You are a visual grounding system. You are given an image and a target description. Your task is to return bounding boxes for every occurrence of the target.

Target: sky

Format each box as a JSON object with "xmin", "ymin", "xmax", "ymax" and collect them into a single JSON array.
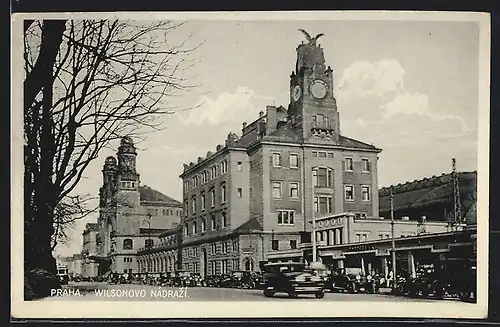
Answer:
[{"xmin": 55, "ymin": 18, "xmax": 481, "ymax": 257}]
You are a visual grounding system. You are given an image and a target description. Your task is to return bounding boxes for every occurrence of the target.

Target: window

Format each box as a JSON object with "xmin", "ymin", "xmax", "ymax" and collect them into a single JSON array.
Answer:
[
  {"xmin": 123, "ymin": 239, "xmax": 133, "ymax": 250},
  {"xmin": 272, "ymin": 181, "xmax": 282, "ymax": 198},
  {"xmin": 289, "ymin": 182, "xmax": 299, "ymax": 199},
  {"xmin": 363, "ymin": 234, "xmax": 368, "ymax": 242},
  {"xmin": 145, "ymin": 239, "xmax": 154, "ymax": 248},
  {"xmin": 192, "ymin": 221, "xmax": 197, "ymax": 234},
  {"xmin": 356, "ymin": 234, "xmax": 361, "ymax": 242},
  {"xmin": 244, "ymin": 258, "xmax": 254, "ymax": 271},
  {"xmin": 222, "ymin": 212, "xmax": 227, "ymax": 228},
  {"xmin": 344, "ymin": 185, "xmax": 354, "ymax": 201},
  {"xmin": 233, "ymin": 259, "xmax": 240, "ymax": 270},
  {"xmin": 319, "ymin": 151, "xmax": 327, "ymax": 158},
  {"xmin": 362, "ymin": 158, "xmax": 370, "ymax": 172},
  {"xmin": 192, "ymin": 197, "xmax": 197, "ymax": 214},
  {"xmin": 121, "ymin": 181, "xmax": 135, "ymax": 189},
  {"xmin": 290, "ymin": 240, "xmax": 297, "ymax": 249},
  {"xmin": 315, "ymin": 196, "xmax": 333, "ymax": 213},
  {"xmin": 271, "ymin": 240, "xmax": 279, "ymax": 251},
  {"xmin": 289, "ymin": 154, "xmax": 299, "ymax": 168},
  {"xmin": 221, "ymin": 242, "xmax": 228, "ymax": 254},
  {"xmin": 314, "ymin": 167, "xmax": 333, "ymax": 188},
  {"xmin": 222, "ymin": 260, "xmax": 228, "ymax": 274},
  {"xmin": 211, "ymin": 189, "xmax": 216, "ymax": 207},
  {"xmin": 272, "ymin": 153, "xmax": 282, "ymax": 167},
  {"xmin": 232, "ymin": 241, "xmax": 238, "ymax": 252},
  {"xmin": 184, "ymin": 223, "xmax": 189, "ymax": 236},
  {"xmin": 312, "ymin": 151, "xmax": 318, "ymax": 157},
  {"xmin": 211, "ymin": 215, "xmax": 216, "ymax": 230},
  {"xmin": 201, "ymin": 218, "xmax": 206, "ymax": 232},
  {"xmin": 344, "ymin": 157, "xmax": 353, "ymax": 171},
  {"xmin": 237, "ymin": 161, "xmax": 242, "ymax": 172},
  {"xmin": 221, "ymin": 185, "xmax": 226, "ymax": 203},
  {"xmin": 184, "ymin": 201, "xmax": 188, "ymax": 216},
  {"xmin": 327, "ymin": 152, "xmax": 334, "ymax": 158},
  {"xmin": 237, "ymin": 188, "xmax": 243, "ymax": 198},
  {"xmin": 277, "ymin": 210, "xmax": 295, "ymax": 226},
  {"xmin": 201, "ymin": 193, "xmax": 206, "ymax": 211},
  {"xmin": 361, "ymin": 186, "xmax": 371, "ymax": 201},
  {"xmin": 221, "ymin": 160, "xmax": 228, "ymax": 174}
]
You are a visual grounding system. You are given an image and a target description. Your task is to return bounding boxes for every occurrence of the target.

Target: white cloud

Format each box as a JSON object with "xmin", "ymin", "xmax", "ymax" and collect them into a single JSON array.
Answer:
[
  {"xmin": 181, "ymin": 86, "xmax": 275, "ymax": 126},
  {"xmin": 338, "ymin": 59, "xmax": 405, "ymax": 97}
]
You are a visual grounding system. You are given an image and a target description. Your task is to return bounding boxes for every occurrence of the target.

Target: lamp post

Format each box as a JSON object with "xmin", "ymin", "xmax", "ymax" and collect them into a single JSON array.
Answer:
[
  {"xmin": 390, "ymin": 189, "xmax": 397, "ymax": 290},
  {"xmin": 311, "ymin": 170, "xmax": 317, "ymax": 264}
]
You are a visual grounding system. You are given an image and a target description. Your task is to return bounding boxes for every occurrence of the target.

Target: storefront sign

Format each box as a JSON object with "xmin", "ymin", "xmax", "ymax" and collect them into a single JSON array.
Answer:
[{"xmin": 345, "ymin": 244, "xmax": 375, "ymax": 252}]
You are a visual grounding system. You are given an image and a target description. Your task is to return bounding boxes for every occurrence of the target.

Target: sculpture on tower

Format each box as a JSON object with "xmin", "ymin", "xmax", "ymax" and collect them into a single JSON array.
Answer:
[
  {"xmin": 298, "ymin": 29, "xmax": 325, "ymax": 46},
  {"xmin": 296, "ymin": 29, "xmax": 326, "ymax": 73}
]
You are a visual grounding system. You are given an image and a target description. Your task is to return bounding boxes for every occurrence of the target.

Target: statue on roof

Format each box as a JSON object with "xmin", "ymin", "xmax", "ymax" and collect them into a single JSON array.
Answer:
[{"xmin": 298, "ymin": 29, "xmax": 325, "ymax": 46}]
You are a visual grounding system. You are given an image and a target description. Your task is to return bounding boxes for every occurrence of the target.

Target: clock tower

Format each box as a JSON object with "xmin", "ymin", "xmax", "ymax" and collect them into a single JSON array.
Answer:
[
  {"xmin": 117, "ymin": 136, "xmax": 140, "ymax": 208},
  {"xmin": 288, "ymin": 30, "xmax": 341, "ymax": 144}
]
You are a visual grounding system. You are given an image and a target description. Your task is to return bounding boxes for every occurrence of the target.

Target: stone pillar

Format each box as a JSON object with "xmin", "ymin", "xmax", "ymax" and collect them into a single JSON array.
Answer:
[
  {"xmin": 338, "ymin": 259, "xmax": 344, "ymax": 269},
  {"xmin": 408, "ymin": 251, "xmax": 416, "ymax": 279},
  {"xmin": 329, "ymin": 230, "xmax": 334, "ymax": 245},
  {"xmin": 367, "ymin": 261, "xmax": 372, "ymax": 274},
  {"xmin": 361, "ymin": 256, "xmax": 365, "ymax": 274}
]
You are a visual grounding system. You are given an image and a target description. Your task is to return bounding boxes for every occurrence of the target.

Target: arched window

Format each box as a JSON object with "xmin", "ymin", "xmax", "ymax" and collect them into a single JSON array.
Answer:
[
  {"xmin": 244, "ymin": 258, "xmax": 254, "ymax": 271},
  {"xmin": 184, "ymin": 223, "xmax": 189, "ymax": 236},
  {"xmin": 192, "ymin": 221, "xmax": 197, "ymax": 234},
  {"xmin": 145, "ymin": 239, "xmax": 154, "ymax": 248},
  {"xmin": 201, "ymin": 218, "xmax": 206, "ymax": 232},
  {"xmin": 123, "ymin": 238, "xmax": 133, "ymax": 250}
]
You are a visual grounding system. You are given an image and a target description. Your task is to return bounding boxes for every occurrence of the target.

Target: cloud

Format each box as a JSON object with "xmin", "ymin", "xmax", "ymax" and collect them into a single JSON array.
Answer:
[
  {"xmin": 181, "ymin": 86, "xmax": 275, "ymax": 126},
  {"xmin": 338, "ymin": 59, "xmax": 405, "ymax": 97},
  {"xmin": 337, "ymin": 59, "xmax": 477, "ymax": 186}
]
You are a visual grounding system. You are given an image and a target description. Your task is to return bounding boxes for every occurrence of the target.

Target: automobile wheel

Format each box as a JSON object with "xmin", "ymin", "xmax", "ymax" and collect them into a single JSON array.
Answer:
[
  {"xmin": 348, "ymin": 282, "xmax": 356, "ymax": 294},
  {"xmin": 315, "ymin": 291, "xmax": 325, "ymax": 299},
  {"xmin": 263, "ymin": 290, "xmax": 274, "ymax": 298}
]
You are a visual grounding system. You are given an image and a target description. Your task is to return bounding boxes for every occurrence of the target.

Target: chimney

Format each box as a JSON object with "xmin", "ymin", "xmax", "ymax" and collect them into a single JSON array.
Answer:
[
  {"xmin": 242, "ymin": 122, "xmax": 247, "ymax": 134},
  {"xmin": 266, "ymin": 105, "xmax": 277, "ymax": 135},
  {"xmin": 259, "ymin": 111, "xmax": 264, "ymax": 118}
]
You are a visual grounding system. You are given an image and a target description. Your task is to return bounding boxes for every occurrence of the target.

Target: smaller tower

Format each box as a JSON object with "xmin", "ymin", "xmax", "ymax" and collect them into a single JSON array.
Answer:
[{"xmin": 116, "ymin": 136, "xmax": 141, "ymax": 208}]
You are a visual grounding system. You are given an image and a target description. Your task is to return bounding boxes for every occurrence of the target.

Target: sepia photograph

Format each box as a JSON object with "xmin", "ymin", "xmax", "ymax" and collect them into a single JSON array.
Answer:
[{"xmin": 11, "ymin": 11, "xmax": 490, "ymax": 319}]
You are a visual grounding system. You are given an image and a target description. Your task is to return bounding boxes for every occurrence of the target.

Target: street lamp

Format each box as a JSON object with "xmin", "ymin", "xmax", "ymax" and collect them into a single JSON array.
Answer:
[
  {"xmin": 311, "ymin": 169, "xmax": 318, "ymax": 264},
  {"xmin": 390, "ymin": 189, "xmax": 397, "ymax": 290}
]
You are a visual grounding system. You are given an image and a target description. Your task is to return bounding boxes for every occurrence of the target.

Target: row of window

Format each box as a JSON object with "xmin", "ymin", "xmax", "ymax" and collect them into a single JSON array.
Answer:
[
  {"xmin": 272, "ymin": 182, "xmax": 300, "ymax": 199},
  {"xmin": 186, "ymin": 184, "xmax": 231, "ymax": 215},
  {"xmin": 123, "ymin": 238, "xmax": 153, "ymax": 250},
  {"xmin": 316, "ymin": 228, "xmax": 344, "ymax": 246},
  {"xmin": 183, "ymin": 241, "xmax": 239, "ymax": 258},
  {"xmin": 271, "ymin": 180, "xmax": 371, "ymax": 203},
  {"xmin": 183, "ymin": 213, "xmax": 228, "ymax": 236},
  {"xmin": 121, "ymin": 181, "xmax": 136, "ymax": 189},
  {"xmin": 271, "ymin": 239, "xmax": 298, "ymax": 251},
  {"xmin": 271, "ymin": 152, "xmax": 371, "ymax": 173},
  {"xmin": 184, "ymin": 160, "xmax": 244, "ymax": 192},
  {"xmin": 123, "ymin": 257, "xmax": 134, "ymax": 263},
  {"xmin": 146, "ymin": 208, "xmax": 182, "ymax": 217}
]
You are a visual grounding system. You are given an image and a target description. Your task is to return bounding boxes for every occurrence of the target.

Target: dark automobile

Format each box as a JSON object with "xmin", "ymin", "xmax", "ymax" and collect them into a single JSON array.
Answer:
[
  {"xmin": 251, "ymin": 272, "xmax": 265, "ymax": 290},
  {"xmin": 327, "ymin": 267, "xmax": 365, "ymax": 293},
  {"xmin": 262, "ymin": 262, "xmax": 325, "ymax": 299},
  {"xmin": 362, "ymin": 273, "xmax": 381, "ymax": 294},
  {"xmin": 229, "ymin": 271, "xmax": 253, "ymax": 289},
  {"xmin": 407, "ymin": 266, "xmax": 445, "ymax": 299},
  {"xmin": 218, "ymin": 274, "xmax": 234, "ymax": 288},
  {"xmin": 172, "ymin": 271, "xmax": 191, "ymax": 287},
  {"xmin": 205, "ymin": 275, "xmax": 222, "ymax": 287}
]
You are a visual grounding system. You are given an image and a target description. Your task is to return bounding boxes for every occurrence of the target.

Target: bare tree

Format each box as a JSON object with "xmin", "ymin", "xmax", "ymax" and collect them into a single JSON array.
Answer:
[{"xmin": 24, "ymin": 19, "xmax": 200, "ymax": 275}]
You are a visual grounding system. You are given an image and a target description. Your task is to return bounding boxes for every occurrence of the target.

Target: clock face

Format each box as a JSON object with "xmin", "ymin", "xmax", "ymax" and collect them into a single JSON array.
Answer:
[
  {"xmin": 293, "ymin": 85, "xmax": 302, "ymax": 101},
  {"xmin": 310, "ymin": 80, "xmax": 328, "ymax": 99}
]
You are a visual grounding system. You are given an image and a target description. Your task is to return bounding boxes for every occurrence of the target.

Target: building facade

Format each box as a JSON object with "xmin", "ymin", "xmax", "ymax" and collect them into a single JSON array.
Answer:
[
  {"xmin": 81, "ymin": 222, "xmax": 99, "ymax": 278},
  {"xmin": 176, "ymin": 33, "xmax": 382, "ymax": 277},
  {"xmin": 96, "ymin": 136, "xmax": 183, "ymax": 274},
  {"xmin": 136, "ymin": 226, "xmax": 182, "ymax": 274}
]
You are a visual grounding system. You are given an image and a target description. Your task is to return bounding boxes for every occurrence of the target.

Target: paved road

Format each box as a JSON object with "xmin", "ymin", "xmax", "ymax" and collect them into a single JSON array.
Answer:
[{"xmin": 40, "ymin": 282, "xmax": 472, "ymax": 303}]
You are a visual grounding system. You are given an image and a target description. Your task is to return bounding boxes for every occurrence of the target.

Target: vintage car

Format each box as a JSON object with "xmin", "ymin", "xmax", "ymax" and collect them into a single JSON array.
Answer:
[
  {"xmin": 326, "ymin": 267, "xmax": 366, "ymax": 293},
  {"xmin": 172, "ymin": 271, "xmax": 192, "ymax": 287},
  {"xmin": 262, "ymin": 262, "xmax": 325, "ymax": 299},
  {"xmin": 229, "ymin": 271, "xmax": 256, "ymax": 289}
]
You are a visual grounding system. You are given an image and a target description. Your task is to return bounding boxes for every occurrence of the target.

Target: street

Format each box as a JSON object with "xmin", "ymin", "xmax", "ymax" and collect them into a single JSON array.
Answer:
[{"xmin": 39, "ymin": 282, "xmax": 472, "ymax": 303}]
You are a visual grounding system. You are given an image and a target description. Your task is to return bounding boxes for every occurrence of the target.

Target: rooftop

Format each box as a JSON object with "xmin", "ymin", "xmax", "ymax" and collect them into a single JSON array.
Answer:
[
  {"xmin": 378, "ymin": 171, "xmax": 477, "ymax": 223},
  {"xmin": 139, "ymin": 185, "xmax": 182, "ymax": 206}
]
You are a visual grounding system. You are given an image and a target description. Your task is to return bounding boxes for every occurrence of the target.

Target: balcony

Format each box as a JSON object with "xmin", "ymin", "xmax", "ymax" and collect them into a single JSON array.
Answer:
[{"xmin": 311, "ymin": 121, "xmax": 334, "ymax": 132}]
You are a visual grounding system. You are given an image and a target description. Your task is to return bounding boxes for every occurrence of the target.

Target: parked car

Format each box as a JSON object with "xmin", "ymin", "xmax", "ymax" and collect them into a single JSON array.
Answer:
[
  {"xmin": 262, "ymin": 262, "xmax": 325, "ymax": 299},
  {"xmin": 362, "ymin": 273, "xmax": 381, "ymax": 294},
  {"xmin": 407, "ymin": 266, "xmax": 445, "ymax": 299},
  {"xmin": 205, "ymin": 275, "xmax": 221, "ymax": 287},
  {"xmin": 326, "ymin": 268, "xmax": 365, "ymax": 293}
]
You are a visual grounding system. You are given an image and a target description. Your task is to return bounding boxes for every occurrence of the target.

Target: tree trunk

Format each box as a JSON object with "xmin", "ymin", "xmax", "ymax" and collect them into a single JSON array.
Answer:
[{"xmin": 24, "ymin": 20, "xmax": 66, "ymax": 276}]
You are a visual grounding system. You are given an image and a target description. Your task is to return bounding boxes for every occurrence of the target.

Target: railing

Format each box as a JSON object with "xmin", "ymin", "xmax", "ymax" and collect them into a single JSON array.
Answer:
[{"xmin": 311, "ymin": 121, "xmax": 334, "ymax": 131}]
